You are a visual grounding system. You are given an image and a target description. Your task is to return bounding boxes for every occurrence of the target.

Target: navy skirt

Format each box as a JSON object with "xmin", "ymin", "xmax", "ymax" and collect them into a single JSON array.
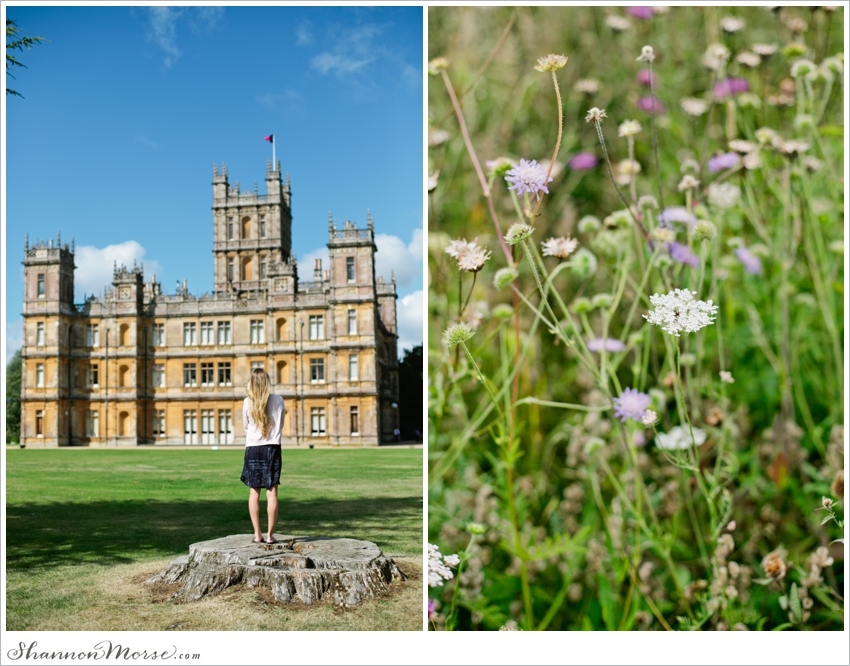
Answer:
[{"xmin": 240, "ymin": 445, "xmax": 282, "ymax": 490}]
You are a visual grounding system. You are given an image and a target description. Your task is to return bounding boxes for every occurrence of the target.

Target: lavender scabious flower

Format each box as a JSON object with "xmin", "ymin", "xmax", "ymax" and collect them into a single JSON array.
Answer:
[
  {"xmin": 428, "ymin": 599, "xmax": 438, "ymax": 620},
  {"xmin": 714, "ymin": 77, "xmax": 750, "ymax": 102},
  {"xmin": 569, "ymin": 152, "xmax": 599, "ymax": 170},
  {"xmin": 505, "ymin": 159, "xmax": 553, "ymax": 200},
  {"xmin": 587, "ymin": 337, "xmax": 626, "ymax": 353},
  {"xmin": 613, "ymin": 388, "xmax": 653, "ymax": 423},
  {"xmin": 658, "ymin": 206, "xmax": 696, "ymax": 227},
  {"xmin": 735, "ymin": 246, "xmax": 763, "ymax": 275},
  {"xmin": 626, "ymin": 6, "xmax": 654, "ymax": 19},
  {"xmin": 669, "ymin": 242, "xmax": 700, "ymax": 268},
  {"xmin": 708, "ymin": 152, "xmax": 740, "ymax": 173},
  {"xmin": 637, "ymin": 96, "xmax": 667, "ymax": 114}
]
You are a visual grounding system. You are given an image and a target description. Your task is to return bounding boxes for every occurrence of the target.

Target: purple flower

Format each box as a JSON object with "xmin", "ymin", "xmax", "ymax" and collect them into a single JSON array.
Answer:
[
  {"xmin": 735, "ymin": 246, "xmax": 763, "ymax": 275},
  {"xmin": 714, "ymin": 77, "xmax": 750, "ymax": 101},
  {"xmin": 637, "ymin": 96, "xmax": 667, "ymax": 114},
  {"xmin": 428, "ymin": 599, "xmax": 437, "ymax": 620},
  {"xmin": 505, "ymin": 158, "xmax": 553, "ymax": 200},
  {"xmin": 626, "ymin": 6, "xmax": 654, "ymax": 19},
  {"xmin": 658, "ymin": 206, "xmax": 696, "ymax": 227},
  {"xmin": 637, "ymin": 69, "xmax": 658, "ymax": 88},
  {"xmin": 708, "ymin": 152, "xmax": 740, "ymax": 173},
  {"xmin": 569, "ymin": 152, "xmax": 599, "ymax": 170},
  {"xmin": 669, "ymin": 242, "xmax": 700, "ymax": 268},
  {"xmin": 613, "ymin": 388, "xmax": 652, "ymax": 423},
  {"xmin": 587, "ymin": 337, "xmax": 626, "ymax": 353}
]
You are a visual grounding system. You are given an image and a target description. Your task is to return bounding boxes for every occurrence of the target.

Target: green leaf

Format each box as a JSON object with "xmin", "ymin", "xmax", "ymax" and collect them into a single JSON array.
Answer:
[
  {"xmin": 778, "ymin": 594, "xmax": 788, "ymax": 611},
  {"xmin": 819, "ymin": 125, "xmax": 844, "ymax": 136},
  {"xmin": 596, "ymin": 573, "xmax": 618, "ymax": 631},
  {"xmin": 789, "ymin": 583, "xmax": 802, "ymax": 622},
  {"xmin": 771, "ymin": 622, "xmax": 795, "ymax": 631}
]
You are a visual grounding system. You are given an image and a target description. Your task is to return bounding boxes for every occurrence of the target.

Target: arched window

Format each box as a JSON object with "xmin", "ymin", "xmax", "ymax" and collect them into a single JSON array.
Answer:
[
  {"xmin": 118, "ymin": 411, "xmax": 129, "ymax": 436},
  {"xmin": 119, "ymin": 364, "xmax": 130, "ymax": 387},
  {"xmin": 276, "ymin": 360, "xmax": 287, "ymax": 384},
  {"xmin": 276, "ymin": 317, "xmax": 287, "ymax": 341},
  {"xmin": 119, "ymin": 323, "xmax": 130, "ymax": 346},
  {"xmin": 241, "ymin": 216, "xmax": 251, "ymax": 239}
]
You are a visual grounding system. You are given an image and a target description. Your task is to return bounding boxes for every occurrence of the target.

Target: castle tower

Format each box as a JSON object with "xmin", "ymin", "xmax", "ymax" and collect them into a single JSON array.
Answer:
[
  {"xmin": 211, "ymin": 159, "xmax": 293, "ymax": 294},
  {"xmin": 21, "ymin": 233, "xmax": 76, "ymax": 446}
]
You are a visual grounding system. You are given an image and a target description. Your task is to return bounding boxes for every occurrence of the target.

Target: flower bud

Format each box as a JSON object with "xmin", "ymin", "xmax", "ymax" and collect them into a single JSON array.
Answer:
[
  {"xmin": 578, "ymin": 215, "xmax": 601, "ymax": 233},
  {"xmin": 570, "ymin": 248, "xmax": 598, "ymax": 279},
  {"xmin": 493, "ymin": 267, "xmax": 519, "ymax": 290}
]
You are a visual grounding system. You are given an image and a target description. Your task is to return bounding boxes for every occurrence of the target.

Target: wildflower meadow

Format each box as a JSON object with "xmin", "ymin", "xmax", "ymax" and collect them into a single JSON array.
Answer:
[{"xmin": 427, "ymin": 6, "xmax": 845, "ymax": 631}]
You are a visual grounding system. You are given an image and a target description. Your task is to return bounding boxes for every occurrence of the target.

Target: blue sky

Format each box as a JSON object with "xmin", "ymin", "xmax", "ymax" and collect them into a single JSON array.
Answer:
[{"xmin": 3, "ymin": 5, "xmax": 424, "ymax": 360}]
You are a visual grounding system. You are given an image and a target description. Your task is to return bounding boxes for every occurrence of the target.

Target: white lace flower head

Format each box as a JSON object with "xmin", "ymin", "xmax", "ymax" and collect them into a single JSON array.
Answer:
[{"xmin": 643, "ymin": 288, "xmax": 718, "ymax": 336}]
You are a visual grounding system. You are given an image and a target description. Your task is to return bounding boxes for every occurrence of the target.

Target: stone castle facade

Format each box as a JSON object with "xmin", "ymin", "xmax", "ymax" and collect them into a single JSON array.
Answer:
[{"xmin": 20, "ymin": 160, "xmax": 399, "ymax": 447}]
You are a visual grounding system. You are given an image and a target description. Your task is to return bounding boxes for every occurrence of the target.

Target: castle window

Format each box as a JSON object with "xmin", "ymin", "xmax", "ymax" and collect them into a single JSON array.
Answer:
[
  {"xmin": 309, "ymin": 315, "xmax": 324, "ymax": 340},
  {"xmin": 260, "ymin": 257, "xmax": 267, "ymax": 279},
  {"xmin": 37, "ymin": 274, "xmax": 45, "ymax": 297},
  {"xmin": 310, "ymin": 408, "xmax": 326, "ymax": 436},
  {"xmin": 260, "ymin": 215, "xmax": 266, "ymax": 237},
  {"xmin": 152, "ymin": 323, "xmax": 164, "ymax": 346},
  {"xmin": 348, "ymin": 310, "xmax": 357, "ymax": 335},
  {"xmin": 241, "ymin": 216, "xmax": 251, "ymax": 239},
  {"xmin": 228, "ymin": 217, "xmax": 234, "ymax": 240},
  {"xmin": 310, "ymin": 358, "xmax": 325, "ymax": 383},
  {"xmin": 86, "ymin": 410, "xmax": 99, "ymax": 437},
  {"xmin": 250, "ymin": 320, "xmax": 265, "ymax": 344},
  {"xmin": 118, "ymin": 364, "xmax": 130, "ymax": 387},
  {"xmin": 218, "ymin": 362, "xmax": 232, "ymax": 386},
  {"xmin": 200, "ymin": 322, "xmax": 214, "ymax": 345},
  {"xmin": 348, "ymin": 354, "xmax": 359, "ymax": 381},
  {"xmin": 36, "ymin": 322, "xmax": 45, "ymax": 347},
  {"xmin": 87, "ymin": 364, "xmax": 99, "ymax": 388},
  {"xmin": 153, "ymin": 364, "xmax": 165, "ymax": 388},
  {"xmin": 200, "ymin": 362, "xmax": 214, "ymax": 387},
  {"xmin": 276, "ymin": 318, "xmax": 287, "ymax": 341},
  {"xmin": 346, "ymin": 257, "xmax": 355, "ymax": 282},
  {"xmin": 86, "ymin": 324, "xmax": 100, "ymax": 347},
  {"xmin": 183, "ymin": 363, "xmax": 197, "ymax": 387},
  {"xmin": 183, "ymin": 410, "xmax": 198, "ymax": 444},
  {"xmin": 228, "ymin": 258, "xmax": 235, "ymax": 281},
  {"xmin": 218, "ymin": 410, "xmax": 234, "ymax": 444},
  {"xmin": 183, "ymin": 322, "xmax": 197, "ymax": 346},
  {"xmin": 119, "ymin": 324, "xmax": 130, "ymax": 346},
  {"xmin": 36, "ymin": 363, "xmax": 45, "ymax": 387},
  {"xmin": 217, "ymin": 321, "xmax": 231, "ymax": 345},
  {"xmin": 350, "ymin": 406, "xmax": 359, "ymax": 436},
  {"xmin": 251, "ymin": 361, "xmax": 264, "ymax": 371},
  {"xmin": 153, "ymin": 410, "xmax": 165, "ymax": 437},
  {"xmin": 201, "ymin": 410, "xmax": 215, "ymax": 444}
]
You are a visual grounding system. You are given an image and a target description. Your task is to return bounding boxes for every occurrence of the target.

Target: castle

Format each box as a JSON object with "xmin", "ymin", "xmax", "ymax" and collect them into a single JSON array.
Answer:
[{"xmin": 19, "ymin": 160, "xmax": 399, "ymax": 446}]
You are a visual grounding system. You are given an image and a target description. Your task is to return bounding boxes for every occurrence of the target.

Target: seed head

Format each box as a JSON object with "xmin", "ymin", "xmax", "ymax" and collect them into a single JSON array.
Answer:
[
  {"xmin": 585, "ymin": 107, "xmax": 607, "ymax": 123},
  {"xmin": 504, "ymin": 223, "xmax": 535, "ymax": 246},
  {"xmin": 693, "ymin": 220, "xmax": 717, "ymax": 242},
  {"xmin": 427, "ymin": 57, "xmax": 450, "ymax": 75},
  {"xmin": 534, "ymin": 54, "xmax": 567, "ymax": 72},
  {"xmin": 637, "ymin": 45, "xmax": 656, "ymax": 62},
  {"xmin": 618, "ymin": 119, "xmax": 642, "ymax": 137},
  {"xmin": 678, "ymin": 174, "xmax": 700, "ymax": 191},
  {"xmin": 761, "ymin": 549, "xmax": 788, "ymax": 580},
  {"xmin": 575, "ymin": 78, "xmax": 599, "ymax": 95},
  {"xmin": 443, "ymin": 322, "xmax": 474, "ymax": 348},
  {"xmin": 641, "ymin": 409, "xmax": 658, "ymax": 426},
  {"xmin": 577, "ymin": 215, "xmax": 601, "ymax": 233},
  {"xmin": 790, "ymin": 59, "xmax": 815, "ymax": 77},
  {"xmin": 493, "ymin": 267, "xmax": 519, "ymax": 290}
]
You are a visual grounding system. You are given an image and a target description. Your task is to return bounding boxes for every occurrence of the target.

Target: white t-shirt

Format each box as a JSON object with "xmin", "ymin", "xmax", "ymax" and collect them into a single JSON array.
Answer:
[{"xmin": 243, "ymin": 394, "xmax": 285, "ymax": 446}]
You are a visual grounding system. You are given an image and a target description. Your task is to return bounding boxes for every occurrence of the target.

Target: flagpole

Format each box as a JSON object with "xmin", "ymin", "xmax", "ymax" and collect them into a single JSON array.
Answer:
[{"xmin": 273, "ymin": 136, "xmax": 276, "ymax": 168}]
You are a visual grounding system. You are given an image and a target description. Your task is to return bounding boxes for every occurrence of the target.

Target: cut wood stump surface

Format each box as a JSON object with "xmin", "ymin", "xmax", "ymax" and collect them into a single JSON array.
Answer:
[{"xmin": 145, "ymin": 534, "xmax": 407, "ymax": 607}]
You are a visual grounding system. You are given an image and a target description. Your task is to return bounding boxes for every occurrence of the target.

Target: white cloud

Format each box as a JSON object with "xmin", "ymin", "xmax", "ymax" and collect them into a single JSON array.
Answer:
[
  {"xmin": 5, "ymin": 321, "xmax": 23, "ymax": 365},
  {"xmin": 310, "ymin": 23, "xmax": 382, "ymax": 76},
  {"xmin": 191, "ymin": 7, "xmax": 224, "ymax": 34},
  {"xmin": 396, "ymin": 290, "xmax": 423, "ymax": 354},
  {"xmin": 74, "ymin": 241, "xmax": 163, "ymax": 300},
  {"xmin": 298, "ymin": 246, "xmax": 330, "ymax": 280},
  {"xmin": 296, "ymin": 21, "xmax": 313, "ymax": 46},
  {"xmin": 147, "ymin": 7, "xmax": 183, "ymax": 67},
  {"xmin": 256, "ymin": 89, "xmax": 304, "ymax": 112},
  {"xmin": 375, "ymin": 228, "xmax": 422, "ymax": 288}
]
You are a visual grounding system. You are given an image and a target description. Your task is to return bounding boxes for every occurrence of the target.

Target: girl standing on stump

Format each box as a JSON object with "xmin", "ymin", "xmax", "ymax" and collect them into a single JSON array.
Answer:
[{"xmin": 241, "ymin": 368, "xmax": 285, "ymax": 544}]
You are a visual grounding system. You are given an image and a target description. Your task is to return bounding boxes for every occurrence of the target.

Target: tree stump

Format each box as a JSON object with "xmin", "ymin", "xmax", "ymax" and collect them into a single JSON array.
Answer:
[{"xmin": 144, "ymin": 534, "xmax": 407, "ymax": 607}]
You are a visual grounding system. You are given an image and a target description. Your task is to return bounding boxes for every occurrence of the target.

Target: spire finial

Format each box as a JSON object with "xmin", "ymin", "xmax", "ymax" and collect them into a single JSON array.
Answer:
[
  {"xmin": 328, "ymin": 211, "xmax": 334, "ymax": 233},
  {"xmin": 267, "ymin": 158, "xmax": 271, "ymax": 174},
  {"xmin": 254, "ymin": 180, "xmax": 258, "ymax": 195},
  {"xmin": 222, "ymin": 162, "xmax": 228, "ymax": 179},
  {"xmin": 25, "ymin": 233, "xmax": 29, "ymax": 252},
  {"xmin": 71, "ymin": 237, "xmax": 74, "ymax": 253},
  {"xmin": 214, "ymin": 163, "xmax": 218, "ymax": 178}
]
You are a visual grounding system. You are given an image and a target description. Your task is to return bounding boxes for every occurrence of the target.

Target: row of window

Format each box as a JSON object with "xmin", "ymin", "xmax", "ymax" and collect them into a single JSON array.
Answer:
[
  {"xmin": 46, "ymin": 312, "xmax": 360, "ymax": 350},
  {"xmin": 226, "ymin": 215, "xmax": 268, "ymax": 241},
  {"xmin": 32, "ymin": 405, "xmax": 362, "ymax": 439}
]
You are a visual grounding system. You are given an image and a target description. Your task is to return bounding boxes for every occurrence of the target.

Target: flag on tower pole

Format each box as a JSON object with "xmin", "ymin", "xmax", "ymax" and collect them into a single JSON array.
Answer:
[{"xmin": 264, "ymin": 134, "xmax": 275, "ymax": 166}]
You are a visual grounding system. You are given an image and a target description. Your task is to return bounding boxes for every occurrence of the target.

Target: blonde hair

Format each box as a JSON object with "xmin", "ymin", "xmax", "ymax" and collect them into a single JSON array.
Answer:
[{"xmin": 245, "ymin": 369, "xmax": 272, "ymax": 438}]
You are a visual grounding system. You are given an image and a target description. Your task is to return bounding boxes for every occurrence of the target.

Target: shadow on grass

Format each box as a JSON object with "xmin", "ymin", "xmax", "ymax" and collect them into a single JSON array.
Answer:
[{"xmin": 6, "ymin": 496, "xmax": 422, "ymax": 570}]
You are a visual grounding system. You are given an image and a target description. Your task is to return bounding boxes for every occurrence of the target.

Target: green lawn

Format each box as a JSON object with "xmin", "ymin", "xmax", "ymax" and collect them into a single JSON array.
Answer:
[{"xmin": 5, "ymin": 448, "xmax": 423, "ymax": 630}]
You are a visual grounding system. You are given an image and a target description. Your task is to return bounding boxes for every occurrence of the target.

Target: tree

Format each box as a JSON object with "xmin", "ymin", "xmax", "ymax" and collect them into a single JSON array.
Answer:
[
  {"xmin": 397, "ymin": 345, "xmax": 423, "ymax": 441},
  {"xmin": 6, "ymin": 19, "xmax": 47, "ymax": 98},
  {"xmin": 6, "ymin": 349, "xmax": 22, "ymax": 443}
]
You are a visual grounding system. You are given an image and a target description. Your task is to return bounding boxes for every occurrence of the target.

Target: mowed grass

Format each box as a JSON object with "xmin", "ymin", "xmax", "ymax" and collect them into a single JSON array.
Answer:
[{"xmin": 5, "ymin": 448, "xmax": 423, "ymax": 631}]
